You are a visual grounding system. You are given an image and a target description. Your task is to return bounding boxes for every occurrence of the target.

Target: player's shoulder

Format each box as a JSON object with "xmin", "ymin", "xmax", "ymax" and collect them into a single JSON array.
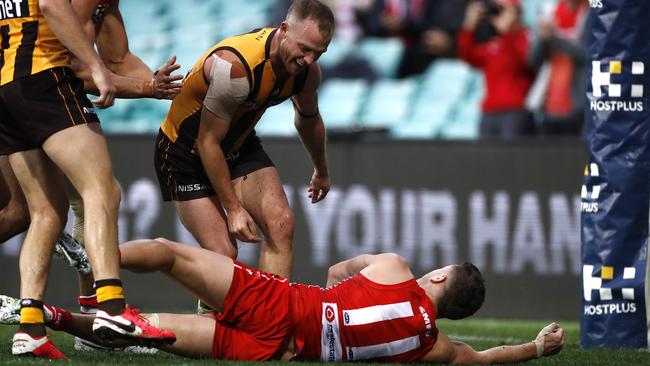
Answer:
[{"xmin": 211, "ymin": 50, "xmax": 247, "ymax": 79}]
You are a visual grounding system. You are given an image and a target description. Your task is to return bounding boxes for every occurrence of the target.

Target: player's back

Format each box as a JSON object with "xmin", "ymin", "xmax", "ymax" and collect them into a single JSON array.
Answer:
[
  {"xmin": 0, "ymin": 0, "xmax": 69, "ymax": 86},
  {"xmin": 290, "ymin": 274, "xmax": 438, "ymax": 362}
]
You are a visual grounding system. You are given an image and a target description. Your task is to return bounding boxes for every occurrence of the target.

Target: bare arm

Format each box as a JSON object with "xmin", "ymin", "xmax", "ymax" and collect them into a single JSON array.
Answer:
[
  {"xmin": 196, "ymin": 52, "xmax": 260, "ymax": 243},
  {"xmin": 197, "ymin": 109, "xmax": 259, "ymax": 242},
  {"xmin": 292, "ymin": 63, "xmax": 330, "ymax": 204},
  {"xmin": 326, "ymin": 254, "xmax": 373, "ymax": 286},
  {"xmin": 421, "ymin": 323, "xmax": 564, "ymax": 364},
  {"xmin": 326, "ymin": 253, "xmax": 412, "ymax": 286},
  {"xmin": 70, "ymin": 0, "xmax": 182, "ymax": 99},
  {"xmin": 40, "ymin": 0, "xmax": 115, "ymax": 108}
]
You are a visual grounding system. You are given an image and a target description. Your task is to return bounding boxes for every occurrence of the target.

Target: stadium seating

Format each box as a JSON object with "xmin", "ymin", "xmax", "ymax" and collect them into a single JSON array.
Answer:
[
  {"xmin": 357, "ymin": 37, "xmax": 405, "ymax": 79},
  {"xmin": 108, "ymin": 0, "xmax": 486, "ymax": 140},
  {"xmin": 359, "ymin": 78, "xmax": 418, "ymax": 130},
  {"xmin": 318, "ymin": 79, "xmax": 368, "ymax": 128}
]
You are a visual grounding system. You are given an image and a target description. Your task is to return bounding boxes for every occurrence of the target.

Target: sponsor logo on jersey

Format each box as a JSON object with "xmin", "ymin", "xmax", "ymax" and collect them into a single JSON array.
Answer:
[
  {"xmin": 83, "ymin": 107, "xmax": 97, "ymax": 115},
  {"xmin": 0, "ymin": 0, "xmax": 30, "ymax": 20},
  {"xmin": 321, "ymin": 303, "xmax": 342, "ymax": 362},
  {"xmin": 326, "ymin": 305, "xmax": 336, "ymax": 323},
  {"xmin": 176, "ymin": 183, "xmax": 210, "ymax": 192},
  {"xmin": 583, "ymin": 264, "xmax": 639, "ymax": 316},
  {"xmin": 590, "ymin": 60, "xmax": 645, "ymax": 112},
  {"xmin": 419, "ymin": 306, "xmax": 433, "ymax": 337},
  {"xmin": 255, "ymin": 29, "xmax": 268, "ymax": 42}
]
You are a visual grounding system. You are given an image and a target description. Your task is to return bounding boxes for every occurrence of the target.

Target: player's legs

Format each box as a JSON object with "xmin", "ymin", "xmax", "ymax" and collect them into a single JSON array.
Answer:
[
  {"xmin": 49, "ymin": 309, "xmax": 215, "ymax": 358},
  {"xmin": 0, "ymin": 155, "xmax": 29, "ymax": 243},
  {"xmin": 41, "ymin": 123, "xmax": 121, "ymax": 288},
  {"xmin": 119, "ymin": 238, "xmax": 234, "ymax": 311},
  {"xmin": 235, "ymin": 166, "xmax": 294, "ymax": 278},
  {"xmin": 9, "ymin": 149, "xmax": 69, "ymax": 337},
  {"xmin": 157, "ymin": 313, "xmax": 215, "ymax": 357},
  {"xmin": 43, "ymin": 125, "xmax": 176, "ymax": 344},
  {"xmin": 67, "ymin": 189, "xmax": 95, "ymax": 297},
  {"xmin": 173, "ymin": 196, "xmax": 238, "ymax": 258}
]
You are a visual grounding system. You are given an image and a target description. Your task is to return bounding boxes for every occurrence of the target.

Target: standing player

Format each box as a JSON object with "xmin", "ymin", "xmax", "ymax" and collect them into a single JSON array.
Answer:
[
  {"xmin": 62, "ymin": 0, "xmax": 183, "ymax": 309},
  {"xmin": 155, "ymin": 0, "xmax": 333, "ymax": 280},
  {"xmin": 1, "ymin": 239, "xmax": 565, "ymax": 363},
  {"xmin": 0, "ymin": 0, "xmax": 176, "ymax": 359},
  {"xmin": 61, "ymin": 0, "xmax": 183, "ymax": 352},
  {"xmin": 0, "ymin": 0, "xmax": 183, "ymax": 312}
]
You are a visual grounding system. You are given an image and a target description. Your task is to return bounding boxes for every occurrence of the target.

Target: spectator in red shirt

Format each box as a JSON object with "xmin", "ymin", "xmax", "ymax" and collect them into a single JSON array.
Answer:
[
  {"xmin": 458, "ymin": 0, "xmax": 535, "ymax": 139},
  {"xmin": 528, "ymin": 0, "xmax": 588, "ymax": 136}
]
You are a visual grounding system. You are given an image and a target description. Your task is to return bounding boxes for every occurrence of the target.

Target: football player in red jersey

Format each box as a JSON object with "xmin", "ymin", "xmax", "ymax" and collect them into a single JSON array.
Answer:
[{"xmin": 1, "ymin": 237, "xmax": 564, "ymax": 363}]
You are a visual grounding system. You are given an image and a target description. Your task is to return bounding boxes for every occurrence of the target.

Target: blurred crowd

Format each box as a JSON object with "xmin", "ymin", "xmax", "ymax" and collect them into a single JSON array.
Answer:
[{"xmin": 270, "ymin": 0, "xmax": 588, "ymax": 139}]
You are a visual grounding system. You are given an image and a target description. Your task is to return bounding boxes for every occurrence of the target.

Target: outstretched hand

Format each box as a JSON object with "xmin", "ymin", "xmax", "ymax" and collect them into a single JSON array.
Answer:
[
  {"xmin": 307, "ymin": 171, "xmax": 330, "ymax": 203},
  {"xmin": 533, "ymin": 322, "xmax": 564, "ymax": 358},
  {"xmin": 152, "ymin": 55, "xmax": 184, "ymax": 99}
]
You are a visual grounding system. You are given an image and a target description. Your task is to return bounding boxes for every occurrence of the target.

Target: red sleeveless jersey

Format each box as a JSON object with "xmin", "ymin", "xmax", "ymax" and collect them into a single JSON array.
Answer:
[{"xmin": 290, "ymin": 274, "xmax": 438, "ymax": 362}]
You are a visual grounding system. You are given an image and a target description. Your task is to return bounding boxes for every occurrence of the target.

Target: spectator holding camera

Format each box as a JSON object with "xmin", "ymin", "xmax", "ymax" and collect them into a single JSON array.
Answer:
[
  {"xmin": 528, "ymin": 0, "xmax": 588, "ymax": 136},
  {"xmin": 458, "ymin": 0, "xmax": 535, "ymax": 139}
]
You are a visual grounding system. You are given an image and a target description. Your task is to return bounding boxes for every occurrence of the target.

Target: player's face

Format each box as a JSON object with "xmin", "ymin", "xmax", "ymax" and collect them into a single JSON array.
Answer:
[{"xmin": 280, "ymin": 18, "xmax": 330, "ymax": 75}]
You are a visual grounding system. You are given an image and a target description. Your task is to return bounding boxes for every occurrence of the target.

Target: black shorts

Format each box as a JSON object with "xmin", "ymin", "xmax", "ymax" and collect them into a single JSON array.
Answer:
[
  {"xmin": 154, "ymin": 129, "xmax": 275, "ymax": 201},
  {"xmin": 0, "ymin": 67, "xmax": 100, "ymax": 155}
]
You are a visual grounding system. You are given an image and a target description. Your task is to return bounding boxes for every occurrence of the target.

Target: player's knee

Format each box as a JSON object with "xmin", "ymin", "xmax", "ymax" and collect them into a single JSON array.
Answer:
[
  {"xmin": 86, "ymin": 177, "xmax": 121, "ymax": 212},
  {"xmin": 266, "ymin": 206, "xmax": 295, "ymax": 242},
  {"xmin": 29, "ymin": 206, "xmax": 67, "ymax": 234}
]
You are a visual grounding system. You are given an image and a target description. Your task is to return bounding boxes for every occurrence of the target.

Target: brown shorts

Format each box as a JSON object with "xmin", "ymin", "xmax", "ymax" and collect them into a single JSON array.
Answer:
[
  {"xmin": 154, "ymin": 129, "xmax": 274, "ymax": 201},
  {"xmin": 0, "ymin": 67, "xmax": 100, "ymax": 155}
]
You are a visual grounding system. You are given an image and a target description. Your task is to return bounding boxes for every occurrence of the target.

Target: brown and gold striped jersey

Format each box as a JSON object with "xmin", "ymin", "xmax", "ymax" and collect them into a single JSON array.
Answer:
[
  {"xmin": 160, "ymin": 27, "xmax": 308, "ymax": 155},
  {"xmin": 0, "ymin": 0, "xmax": 70, "ymax": 86}
]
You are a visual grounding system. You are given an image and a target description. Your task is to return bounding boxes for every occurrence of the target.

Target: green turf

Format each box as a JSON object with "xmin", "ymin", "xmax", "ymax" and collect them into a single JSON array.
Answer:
[{"xmin": 1, "ymin": 318, "xmax": 649, "ymax": 365}]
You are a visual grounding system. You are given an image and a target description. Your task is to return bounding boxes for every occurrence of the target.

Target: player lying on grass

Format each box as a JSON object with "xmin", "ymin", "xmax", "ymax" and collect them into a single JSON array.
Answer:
[{"xmin": 0, "ymin": 237, "xmax": 564, "ymax": 363}]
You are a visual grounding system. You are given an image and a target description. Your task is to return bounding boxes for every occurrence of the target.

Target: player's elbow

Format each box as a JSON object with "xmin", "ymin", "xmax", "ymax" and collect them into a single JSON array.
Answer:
[
  {"xmin": 326, "ymin": 264, "xmax": 338, "ymax": 278},
  {"xmin": 326, "ymin": 264, "xmax": 343, "ymax": 284}
]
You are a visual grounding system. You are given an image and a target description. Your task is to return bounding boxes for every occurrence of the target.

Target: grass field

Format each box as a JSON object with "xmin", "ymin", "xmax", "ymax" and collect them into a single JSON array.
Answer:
[{"xmin": 1, "ymin": 318, "xmax": 649, "ymax": 365}]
